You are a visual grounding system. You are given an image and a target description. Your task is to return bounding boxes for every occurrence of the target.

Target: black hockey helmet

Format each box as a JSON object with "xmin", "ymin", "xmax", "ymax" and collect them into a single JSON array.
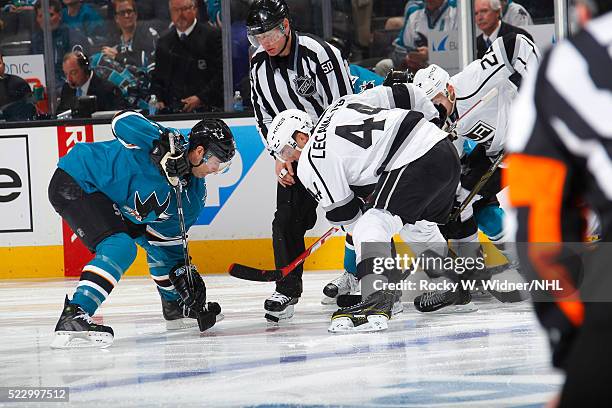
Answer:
[
  {"xmin": 326, "ymin": 36, "xmax": 350, "ymax": 60},
  {"xmin": 188, "ymin": 118, "xmax": 236, "ymax": 164},
  {"xmin": 246, "ymin": 0, "xmax": 289, "ymax": 36}
]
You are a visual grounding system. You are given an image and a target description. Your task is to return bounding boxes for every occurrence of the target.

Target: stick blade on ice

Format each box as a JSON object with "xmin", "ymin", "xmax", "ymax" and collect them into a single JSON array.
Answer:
[{"xmin": 228, "ymin": 263, "xmax": 283, "ymax": 282}]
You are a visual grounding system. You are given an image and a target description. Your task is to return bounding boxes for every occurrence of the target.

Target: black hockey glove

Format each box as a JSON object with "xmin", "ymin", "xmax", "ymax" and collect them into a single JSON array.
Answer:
[
  {"xmin": 432, "ymin": 103, "xmax": 448, "ymax": 129},
  {"xmin": 169, "ymin": 264, "xmax": 207, "ymax": 311},
  {"xmin": 150, "ymin": 131, "xmax": 191, "ymax": 186},
  {"xmin": 382, "ymin": 69, "xmax": 413, "ymax": 87}
]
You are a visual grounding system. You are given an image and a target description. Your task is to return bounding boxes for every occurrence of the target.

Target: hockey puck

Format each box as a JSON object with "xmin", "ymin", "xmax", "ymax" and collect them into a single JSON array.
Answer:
[
  {"xmin": 207, "ymin": 302, "xmax": 222, "ymax": 315},
  {"xmin": 264, "ymin": 313, "xmax": 279, "ymax": 323}
]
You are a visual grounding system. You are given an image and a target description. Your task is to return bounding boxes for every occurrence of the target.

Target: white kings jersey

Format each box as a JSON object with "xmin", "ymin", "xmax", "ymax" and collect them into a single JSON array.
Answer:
[
  {"xmin": 451, "ymin": 33, "xmax": 540, "ymax": 157},
  {"xmin": 297, "ymin": 83, "xmax": 445, "ymax": 227}
]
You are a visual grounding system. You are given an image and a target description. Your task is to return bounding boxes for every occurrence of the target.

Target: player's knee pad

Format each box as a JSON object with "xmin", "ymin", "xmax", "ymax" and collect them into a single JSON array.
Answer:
[
  {"xmin": 353, "ymin": 209, "xmax": 403, "ymax": 262},
  {"xmin": 399, "ymin": 220, "xmax": 447, "ymax": 258},
  {"xmin": 92, "ymin": 233, "xmax": 137, "ymax": 274},
  {"xmin": 74, "ymin": 233, "xmax": 136, "ymax": 315},
  {"xmin": 475, "ymin": 204, "xmax": 504, "ymax": 240},
  {"xmin": 343, "ymin": 234, "xmax": 357, "ymax": 275}
]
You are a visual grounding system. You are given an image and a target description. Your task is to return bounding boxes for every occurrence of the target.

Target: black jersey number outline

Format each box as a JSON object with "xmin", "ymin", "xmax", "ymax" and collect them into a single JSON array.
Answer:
[
  {"xmin": 306, "ymin": 181, "xmax": 323, "ymax": 202},
  {"xmin": 335, "ymin": 103, "xmax": 386, "ymax": 149},
  {"xmin": 480, "ymin": 47, "xmax": 499, "ymax": 70}
]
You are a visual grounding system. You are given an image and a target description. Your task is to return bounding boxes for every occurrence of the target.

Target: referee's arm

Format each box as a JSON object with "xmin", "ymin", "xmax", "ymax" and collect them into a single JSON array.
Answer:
[{"xmin": 249, "ymin": 54, "xmax": 274, "ymax": 140}]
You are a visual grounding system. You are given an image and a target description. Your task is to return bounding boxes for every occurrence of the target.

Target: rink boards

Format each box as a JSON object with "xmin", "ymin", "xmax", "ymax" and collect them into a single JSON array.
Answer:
[
  {"xmin": 0, "ymin": 117, "xmax": 506, "ymax": 279},
  {"xmin": 0, "ymin": 117, "xmax": 344, "ymax": 279}
]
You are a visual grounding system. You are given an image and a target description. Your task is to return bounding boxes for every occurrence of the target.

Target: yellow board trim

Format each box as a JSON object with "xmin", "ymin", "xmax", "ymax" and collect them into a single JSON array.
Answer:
[
  {"xmin": 0, "ymin": 237, "xmax": 346, "ymax": 279},
  {"xmin": 0, "ymin": 232, "xmax": 506, "ymax": 280}
]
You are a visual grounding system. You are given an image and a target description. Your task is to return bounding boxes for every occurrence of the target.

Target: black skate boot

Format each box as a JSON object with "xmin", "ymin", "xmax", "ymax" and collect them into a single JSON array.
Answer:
[
  {"xmin": 50, "ymin": 296, "xmax": 114, "ymax": 349},
  {"xmin": 321, "ymin": 271, "xmax": 359, "ymax": 305},
  {"xmin": 161, "ymin": 297, "xmax": 199, "ymax": 330},
  {"xmin": 264, "ymin": 291, "xmax": 299, "ymax": 323},
  {"xmin": 414, "ymin": 285, "xmax": 476, "ymax": 313},
  {"xmin": 162, "ymin": 297, "xmax": 225, "ymax": 330},
  {"xmin": 328, "ymin": 290, "xmax": 396, "ymax": 333}
]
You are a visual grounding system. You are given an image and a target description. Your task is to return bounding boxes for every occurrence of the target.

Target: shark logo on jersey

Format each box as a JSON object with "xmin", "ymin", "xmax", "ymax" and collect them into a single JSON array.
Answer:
[
  {"xmin": 294, "ymin": 75, "xmax": 315, "ymax": 96},
  {"xmin": 124, "ymin": 191, "xmax": 171, "ymax": 222},
  {"xmin": 360, "ymin": 80, "xmax": 376, "ymax": 92},
  {"xmin": 465, "ymin": 121, "xmax": 495, "ymax": 142}
]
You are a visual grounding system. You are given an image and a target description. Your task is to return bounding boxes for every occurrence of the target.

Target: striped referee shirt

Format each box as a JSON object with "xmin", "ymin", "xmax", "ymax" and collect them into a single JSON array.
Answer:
[
  {"xmin": 249, "ymin": 30, "xmax": 353, "ymax": 140},
  {"xmin": 506, "ymin": 12, "xmax": 612, "ymax": 245}
]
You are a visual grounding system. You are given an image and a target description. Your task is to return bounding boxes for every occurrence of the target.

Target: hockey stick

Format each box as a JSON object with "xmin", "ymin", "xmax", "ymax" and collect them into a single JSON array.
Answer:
[
  {"xmin": 230, "ymin": 88, "xmax": 499, "ymax": 284},
  {"xmin": 444, "ymin": 87, "xmax": 501, "ymax": 222},
  {"xmin": 169, "ymin": 135, "xmax": 217, "ymax": 331},
  {"xmin": 446, "ymin": 87, "xmax": 499, "ymax": 134},
  {"xmin": 449, "ymin": 153, "xmax": 505, "ymax": 222},
  {"xmin": 229, "ymin": 226, "xmax": 340, "ymax": 282}
]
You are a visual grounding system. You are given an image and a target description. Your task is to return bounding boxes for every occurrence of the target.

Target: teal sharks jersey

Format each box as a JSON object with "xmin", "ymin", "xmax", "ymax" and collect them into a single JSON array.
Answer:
[{"xmin": 58, "ymin": 110, "xmax": 207, "ymax": 237}]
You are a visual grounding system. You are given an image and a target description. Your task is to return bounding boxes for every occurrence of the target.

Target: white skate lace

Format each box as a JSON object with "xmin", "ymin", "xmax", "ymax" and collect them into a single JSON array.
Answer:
[
  {"xmin": 269, "ymin": 291, "xmax": 290, "ymax": 304},
  {"xmin": 330, "ymin": 272, "xmax": 349, "ymax": 287},
  {"xmin": 75, "ymin": 311, "xmax": 95, "ymax": 325},
  {"xmin": 329, "ymin": 272, "xmax": 358, "ymax": 292},
  {"xmin": 182, "ymin": 304, "xmax": 190, "ymax": 317},
  {"xmin": 420, "ymin": 291, "xmax": 446, "ymax": 308}
]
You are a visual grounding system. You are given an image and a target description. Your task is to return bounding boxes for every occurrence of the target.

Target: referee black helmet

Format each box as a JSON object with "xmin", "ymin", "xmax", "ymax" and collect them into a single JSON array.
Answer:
[{"xmin": 246, "ymin": 0, "xmax": 289, "ymax": 36}]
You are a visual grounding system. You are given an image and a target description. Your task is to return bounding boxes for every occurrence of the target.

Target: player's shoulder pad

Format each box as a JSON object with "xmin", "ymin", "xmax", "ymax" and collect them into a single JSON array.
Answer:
[
  {"xmin": 111, "ymin": 110, "xmax": 144, "ymax": 137},
  {"xmin": 111, "ymin": 110, "xmax": 162, "ymax": 150},
  {"xmin": 499, "ymin": 32, "xmax": 538, "ymax": 68}
]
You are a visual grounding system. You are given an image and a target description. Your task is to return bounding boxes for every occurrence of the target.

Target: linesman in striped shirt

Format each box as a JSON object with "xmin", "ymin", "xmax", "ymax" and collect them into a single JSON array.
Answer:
[
  {"xmin": 505, "ymin": 1, "xmax": 612, "ymax": 405},
  {"xmin": 247, "ymin": 0, "xmax": 353, "ymax": 321}
]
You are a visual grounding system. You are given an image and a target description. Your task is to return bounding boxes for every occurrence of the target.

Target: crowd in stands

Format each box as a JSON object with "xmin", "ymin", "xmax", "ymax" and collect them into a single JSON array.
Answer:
[{"xmin": 0, "ymin": 0, "xmax": 553, "ymax": 121}]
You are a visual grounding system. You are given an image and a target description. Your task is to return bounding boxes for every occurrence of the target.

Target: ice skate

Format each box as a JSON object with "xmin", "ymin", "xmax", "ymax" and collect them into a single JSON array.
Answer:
[
  {"xmin": 264, "ymin": 291, "xmax": 298, "ymax": 323},
  {"xmin": 337, "ymin": 291, "xmax": 403, "ymax": 315},
  {"xmin": 321, "ymin": 271, "xmax": 359, "ymax": 305},
  {"xmin": 50, "ymin": 296, "xmax": 114, "ymax": 349},
  {"xmin": 328, "ymin": 290, "xmax": 396, "ymax": 333},
  {"xmin": 161, "ymin": 297, "xmax": 200, "ymax": 330},
  {"xmin": 414, "ymin": 286, "xmax": 477, "ymax": 313}
]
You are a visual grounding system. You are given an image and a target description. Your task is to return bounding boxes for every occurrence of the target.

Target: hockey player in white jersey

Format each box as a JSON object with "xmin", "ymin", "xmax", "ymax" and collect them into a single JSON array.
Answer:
[
  {"xmin": 267, "ymin": 83, "xmax": 461, "ymax": 331},
  {"xmin": 411, "ymin": 32, "xmax": 540, "ymax": 311},
  {"xmin": 320, "ymin": 73, "xmax": 444, "ymax": 306}
]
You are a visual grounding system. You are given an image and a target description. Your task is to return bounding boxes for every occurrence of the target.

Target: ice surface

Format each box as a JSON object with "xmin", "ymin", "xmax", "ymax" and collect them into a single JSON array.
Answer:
[{"xmin": 0, "ymin": 271, "xmax": 562, "ymax": 407}]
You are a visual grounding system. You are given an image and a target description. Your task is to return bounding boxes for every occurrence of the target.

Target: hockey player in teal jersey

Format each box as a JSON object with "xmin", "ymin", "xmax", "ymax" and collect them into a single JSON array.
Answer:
[{"xmin": 48, "ymin": 110, "xmax": 236, "ymax": 348}]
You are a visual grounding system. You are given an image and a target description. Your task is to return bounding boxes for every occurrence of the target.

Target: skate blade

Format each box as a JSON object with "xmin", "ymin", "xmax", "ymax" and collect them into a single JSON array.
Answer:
[
  {"xmin": 425, "ymin": 304, "xmax": 479, "ymax": 314},
  {"xmin": 392, "ymin": 301, "xmax": 403, "ymax": 316},
  {"xmin": 470, "ymin": 290, "xmax": 493, "ymax": 301},
  {"xmin": 50, "ymin": 331, "xmax": 113, "ymax": 349},
  {"xmin": 321, "ymin": 295, "xmax": 338, "ymax": 305},
  {"xmin": 166, "ymin": 313, "xmax": 225, "ymax": 330},
  {"xmin": 166, "ymin": 318, "xmax": 199, "ymax": 330},
  {"xmin": 265, "ymin": 305, "xmax": 295, "ymax": 324},
  {"xmin": 328, "ymin": 315, "xmax": 389, "ymax": 333}
]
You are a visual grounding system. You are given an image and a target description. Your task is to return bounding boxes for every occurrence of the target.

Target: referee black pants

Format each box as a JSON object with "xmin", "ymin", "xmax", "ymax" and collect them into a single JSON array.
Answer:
[{"xmin": 272, "ymin": 161, "xmax": 318, "ymax": 298}]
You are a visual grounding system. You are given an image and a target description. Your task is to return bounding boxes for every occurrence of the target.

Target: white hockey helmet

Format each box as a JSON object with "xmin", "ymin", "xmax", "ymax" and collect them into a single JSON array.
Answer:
[
  {"xmin": 268, "ymin": 109, "xmax": 314, "ymax": 161},
  {"xmin": 413, "ymin": 64, "xmax": 450, "ymax": 100}
]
